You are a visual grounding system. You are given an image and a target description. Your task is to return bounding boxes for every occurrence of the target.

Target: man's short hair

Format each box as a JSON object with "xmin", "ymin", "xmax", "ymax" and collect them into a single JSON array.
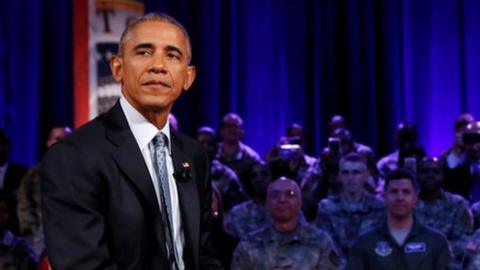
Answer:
[
  {"xmin": 384, "ymin": 168, "xmax": 418, "ymax": 192},
  {"xmin": 118, "ymin": 12, "xmax": 192, "ymax": 62},
  {"xmin": 197, "ymin": 126, "xmax": 215, "ymax": 135},
  {"xmin": 339, "ymin": 152, "xmax": 367, "ymax": 167},
  {"xmin": 221, "ymin": 113, "xmax": 243, "ymax": 128}
]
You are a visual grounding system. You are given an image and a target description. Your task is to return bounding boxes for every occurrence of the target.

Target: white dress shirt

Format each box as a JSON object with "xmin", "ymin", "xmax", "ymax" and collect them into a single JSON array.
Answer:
[{"xmin": 120, "ymin": 96, "xmax": 185, "ymax": 269}]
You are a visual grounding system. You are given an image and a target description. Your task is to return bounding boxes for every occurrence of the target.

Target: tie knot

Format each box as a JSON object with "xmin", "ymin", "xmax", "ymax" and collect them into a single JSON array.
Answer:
[{"xmin": 154, "ymin": 132, "xmax": 168, "ymax": 148}]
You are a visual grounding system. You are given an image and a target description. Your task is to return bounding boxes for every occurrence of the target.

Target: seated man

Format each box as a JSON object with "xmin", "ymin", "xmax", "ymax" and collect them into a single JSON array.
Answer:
[
  {"xmin": 347, "ymin": 169, "xmax": 451, "ymax": 270},
  {"xmin": 415, "ymin": 157, "xmax": 472, "ymax": 268},
  {"xmin": 231, "ymin": 177, "xmax": 341, "ymax": 270},
  {"xmin": 215, "ymin": 113, "xmax": 262, "ymax": 196},
  {"xmin": 223, "ymin": 163, "xmax": 272, "ymax": 239},
  {"xmin": 377, "ymin": 123, "xmax": 426, "ymax": 181},
  {"xmin": 315, "ymin": 153, "xmax": 385, "ymax": 256},
  {"xmin": 265, "ymin": 123, "xmax": 317, "ymax": 183},
  {"xmin": 196, "ymin": 126, "xmax": 247, "ymax": 211},
  {"xmin": 444, "ymin": 121, "xmax": 480, "ymax": 202}
]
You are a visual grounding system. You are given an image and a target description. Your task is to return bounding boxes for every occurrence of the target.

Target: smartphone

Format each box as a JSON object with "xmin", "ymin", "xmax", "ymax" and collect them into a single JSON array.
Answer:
[
  {"xmin": 279, "ymin": 144, "xmax": 301, "ymax": 159},
  {"xmin": 328, "ymin": 137, "xmax": 341, "ymax": 155}
]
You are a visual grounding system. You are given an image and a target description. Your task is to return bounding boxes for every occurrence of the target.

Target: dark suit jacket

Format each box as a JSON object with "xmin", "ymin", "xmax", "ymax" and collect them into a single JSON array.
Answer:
[{"xmin": 41, "ymin": 102, "xmax": 222, "ymax": 270}]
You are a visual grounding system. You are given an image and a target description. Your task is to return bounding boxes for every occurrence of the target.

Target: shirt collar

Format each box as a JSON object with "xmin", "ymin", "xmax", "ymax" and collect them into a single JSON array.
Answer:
[{"xmin": 119, "ymin": 94, "xmax": 172, "ymax": 154}]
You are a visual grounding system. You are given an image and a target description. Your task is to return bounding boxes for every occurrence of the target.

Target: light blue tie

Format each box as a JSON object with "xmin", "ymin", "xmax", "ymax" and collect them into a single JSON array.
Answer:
[{"xmin": 152, "ymin": 132, "xmax": 178, "ymax": 269}]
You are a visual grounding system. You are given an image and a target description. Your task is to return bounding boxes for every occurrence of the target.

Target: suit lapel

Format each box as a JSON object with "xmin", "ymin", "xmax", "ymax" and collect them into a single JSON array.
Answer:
[
  {"xmin": 171, "ymin": 131, "xmax": 200, "ymax": 268},
  {"xmin": 104, "ymin": 102, "xmax": 168, "ymax": 257}
]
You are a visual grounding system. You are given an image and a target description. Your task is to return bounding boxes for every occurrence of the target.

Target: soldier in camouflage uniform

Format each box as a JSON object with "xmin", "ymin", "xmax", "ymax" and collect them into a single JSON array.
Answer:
[
  {"xmin": 314, "ymin": 153, "xmax": 385, "ymax": 257},
  {"xmin": 216, "ymin": 113, "xmax": 263, "ymax": 197},
  {"xmin": 223, "ymin": 199, "xmax": 271, "ymax": 239},
  {"xmin": 197, "ymin": 126, "xmax": 248, "ymax": 211},
  {"xmin": 231, "ymin": 177, "xmax": 341, "ymax": 270},
  {"xmin": 223, "ymin": 162, "xmax": 273, "ymax": 239},
  {"xmin": 301, "ymin": 156, "xmax": 342, "ymax": 221},
  {"xmin": 414, "ymin": 157, "xmax": 473, "ymax": 269}
]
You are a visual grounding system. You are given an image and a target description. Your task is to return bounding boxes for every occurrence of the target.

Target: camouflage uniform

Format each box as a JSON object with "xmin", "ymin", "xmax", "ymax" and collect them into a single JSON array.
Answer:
[
  {"xmin": 231, "ymin": 221, "xmax": 341, "ymax": 270},
  {"xmin": 223, "ymin": 200, "xmax": 271, "ymax": 239},
  {"xmin": 216, "ymin": 142, "xmax": 262, "ymax": 196},
  {"xmin": 464, "ymin": 229, "xmax": 480, "ymax": 270},
  {"xmin": 210, "ymin": 159, "xmax": 248, "ymax": 211},
  {"xmin": 314, "ymin": 192, "xmax": 386, "ymax": 256},
  {"xmin": 215, "ymin": 141, "xmax": 262, "ymax": 179},
  {"xmin": 415, "ymin": 190, "xmax": 473, "ymax": 268},
  {"xmin": 301, "ymin": 160, "xmax": 342, "ymax": 221}
]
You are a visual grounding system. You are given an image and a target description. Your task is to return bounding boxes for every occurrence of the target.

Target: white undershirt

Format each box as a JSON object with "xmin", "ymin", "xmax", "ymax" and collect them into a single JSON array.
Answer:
[{"xmin": 120, "ymin": 96, "xmax": 185, "ymax": 269}]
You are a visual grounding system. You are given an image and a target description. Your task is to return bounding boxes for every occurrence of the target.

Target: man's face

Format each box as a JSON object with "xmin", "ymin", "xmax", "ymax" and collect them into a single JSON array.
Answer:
[
  {"xmin": 338, "ymin": 161, "xmax": 369, "ymax": 195},
  {"xmin": 196, "ymin": 131, "xmax": 216, "ymax": 158},
  {"xmin": 383, "ymin": 179, "xmax": 417, "ymax": 219},
  {"xmin": 266, "ymin": 179, "xmax": 301, "ymax": 223},
  {"xmin": 418, "ymin": 159, "xmax": 443, "ymax": 192},
  {"xmin": 220, "ymin": 117, "xmax": 243, "ymax": 143},
  {"xmin": 46, "ymin": 127, "xmax": 71, "ymax": 148},
  {"xmin": 110, "ymin": 21, "xmax": 196, "ymax": 116}
]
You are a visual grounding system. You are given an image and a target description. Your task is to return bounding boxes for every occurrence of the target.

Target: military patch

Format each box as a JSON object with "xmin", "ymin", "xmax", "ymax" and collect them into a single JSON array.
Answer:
[
  {"xmin": 404, "ymin": 242, "xmax": 426, "ymax": 253},
  {"xmin": 375, "ymin": 241, "xmax": 392, "ymax": 257}
]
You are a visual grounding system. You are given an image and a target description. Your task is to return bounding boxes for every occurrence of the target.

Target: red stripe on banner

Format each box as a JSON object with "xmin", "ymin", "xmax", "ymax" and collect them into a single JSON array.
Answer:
[{"xmin": 73, "ymin": 0, "xmax": 89, "ymax": 128}]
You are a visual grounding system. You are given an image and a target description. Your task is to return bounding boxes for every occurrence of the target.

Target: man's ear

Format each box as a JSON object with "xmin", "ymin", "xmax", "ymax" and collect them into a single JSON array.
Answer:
[
  {"xmin": 110, "ymin": 55, "xmax": 123, "ymax": 82},
  {"xmin": 182, "ymin": 65, "xmax": 196, "ymax": 91}
]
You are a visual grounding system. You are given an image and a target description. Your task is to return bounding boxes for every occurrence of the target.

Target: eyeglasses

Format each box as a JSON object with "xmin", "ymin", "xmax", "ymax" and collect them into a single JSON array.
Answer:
[{"xmin": 268, "ymin": 190, "xmax": 298, "ymax": 200}]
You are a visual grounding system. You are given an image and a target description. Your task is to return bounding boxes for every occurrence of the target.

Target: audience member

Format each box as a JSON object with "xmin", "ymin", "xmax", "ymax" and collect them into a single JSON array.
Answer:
[
  {"xmin": 210, "ymin": 185, "xmax": 238, "ymax": 269},
  {"xmin": 0, "ymin": 191, "xmax": 36, "ymax": 269},
  {"xmin": 346, "ymin": 169, "xmax": 451, "ymax": 270},
  {"xmin": 17, "ymin": 126, "xmax": 72, "ymax": 257},
  {"xmin": 377, "ymin": 123, "xmax": 426, "ymax": 181},
  {"xmin": 443, "ymin": 121, "xmax": 480, "ymax": 202},
  {"xmin": 415, "ymin": 157, "xmax": 472, "ymax": 268},
  {"xmin": 440, "ymin": 114, "xmax": 475, "ymax": 171},
  {"xmin": 0, "ymin": 129, "xmax": 28, "ymax": 198},
  {"xmin": 314, "ymin": 153, "xmax": 385, "ymax": 257},
  {"xmin": 231, "ymin": 177, "xmax": 341, "ymax": 270},
  {"xmin": 196, "ymin": 126, "xmax": 247, "ymax": 211},
  {"xmin": 265, "ymin": 124, "xmax": 317, "ymax": 183},
  {"xmin": 223, "ymin": 163, "xmax": 272, "ymax": 239},
  {"xmin": 216, "ymin": 113, "xmax": 262, "ymax": 194},
  {"xmin": 328, "ymin": 115, "xmax": 346, "ymax": 135}
]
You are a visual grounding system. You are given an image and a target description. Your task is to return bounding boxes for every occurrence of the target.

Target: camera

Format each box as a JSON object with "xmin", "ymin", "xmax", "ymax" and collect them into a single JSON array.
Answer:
[
  {"xmin": 327, "ymin": 137, "xmax": 341, "ymax": 155},
  {"xmin": 463, "ymin": 133, "xmax": 480, "ymax": 145},
  {"xmin": 279, "ymin": 144, "xmax": 301, "ymax": 159}
]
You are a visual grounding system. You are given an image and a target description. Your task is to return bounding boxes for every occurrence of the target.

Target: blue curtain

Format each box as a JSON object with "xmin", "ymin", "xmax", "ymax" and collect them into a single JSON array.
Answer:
[{"xmin": 1, "ymin": 0, "xmax": 479, "ymax": 165}]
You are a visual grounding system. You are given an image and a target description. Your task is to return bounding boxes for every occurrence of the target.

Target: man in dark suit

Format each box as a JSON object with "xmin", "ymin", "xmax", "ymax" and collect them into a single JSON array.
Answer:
[{"xmin": 41, "ymin": 13, "xmax": 223, "ymax": 270}]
